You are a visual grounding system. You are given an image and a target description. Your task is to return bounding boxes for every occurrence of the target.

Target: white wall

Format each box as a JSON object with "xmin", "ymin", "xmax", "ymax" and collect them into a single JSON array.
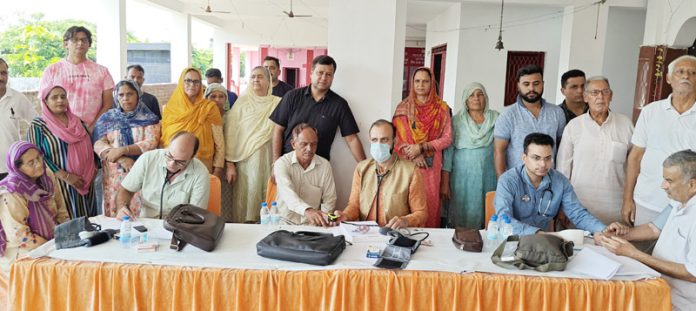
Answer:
[
  {"xmin": 424, "ymin": 3, "xmax": 461, "ymax": 110},
  {"xmin": 602, "ymin": 7, "xmax": 646, "ymax": 118},
  {"xmin": 328, "ymin": 0, "xmax": 407, "ymax": 208},
  {"xmin": 451, "ymin": 3, "xmax": 563, "ymax": 114},
  {"xmin": 643, "ymin": 0, "xmax": 696, "ymax": 47}
]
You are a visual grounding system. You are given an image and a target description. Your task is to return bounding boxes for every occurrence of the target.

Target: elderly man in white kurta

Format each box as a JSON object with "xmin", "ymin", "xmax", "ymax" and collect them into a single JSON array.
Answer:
[
  {"xmin": 557, "ymin": 76, "xmax": 634, "ymax": 224},
  {"xmin": 274, "ymin": 124, "xmax": 337, "ymax": 227},
  {"xmin": 622, "ymin": 55, "xmax": 696, "ymax": 227}
]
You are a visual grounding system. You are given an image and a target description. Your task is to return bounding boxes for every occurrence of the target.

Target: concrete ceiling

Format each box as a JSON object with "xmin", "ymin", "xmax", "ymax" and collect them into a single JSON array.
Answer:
[{"xmin": 143, "ymin": 0, "xmax": 646, "ymax": 46}]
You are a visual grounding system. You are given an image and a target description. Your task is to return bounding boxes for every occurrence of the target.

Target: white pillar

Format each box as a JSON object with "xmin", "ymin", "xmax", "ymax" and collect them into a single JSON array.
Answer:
[
  {"xmin": 555, "ymin": 4, "xmax": 610, "ymax": 103},
  {"xmin": 96, "ymin": 0, "xmax": 127, "ymax": 80},
  {"xmin": 170, "ymin": 12, "xmax": 192, "ymax": 82},
  {"xmin": 328, "ymin": 0, "xmax": 406, "ymax": 208},
  {"xmin": 212, "ymin": 28, "xmax": 229, "ymax": 82}
]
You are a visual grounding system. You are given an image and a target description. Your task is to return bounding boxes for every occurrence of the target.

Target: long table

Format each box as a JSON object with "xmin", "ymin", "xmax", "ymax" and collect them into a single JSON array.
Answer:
[{"xmin": 7, "ymin": 218, "xmax": 672, "ymax": 310}]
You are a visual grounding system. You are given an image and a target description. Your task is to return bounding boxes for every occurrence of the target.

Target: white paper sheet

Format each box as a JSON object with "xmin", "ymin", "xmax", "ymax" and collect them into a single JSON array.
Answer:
[{"xmin": 566, "ymin": 246, "xmax": 622, "ymax": 280}]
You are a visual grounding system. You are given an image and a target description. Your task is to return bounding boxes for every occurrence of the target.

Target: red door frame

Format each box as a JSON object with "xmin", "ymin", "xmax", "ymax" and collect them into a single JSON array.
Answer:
[{"xmin": 430, "ymin": 44, "xmax": 447, "ymax": 96}]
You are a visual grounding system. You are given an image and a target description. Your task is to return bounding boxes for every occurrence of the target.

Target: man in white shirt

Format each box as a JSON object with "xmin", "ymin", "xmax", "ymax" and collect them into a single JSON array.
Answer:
[
  {"xmin": 623, "ymin": 55, "xmax": 696, "ymax": 228},
  {"xmin": 602, "ymin": 150, "xmax": 696, "ymax": 311},
  {"xmin": 274, "ymin": 123, "xmax": 337, "ymax": 226},
  {"xmin": 0, "ymin": 58, "xmax": 38, "ymax": 180},
  {"xmin": 557, "ymin": 76, "xmax": 634, "ymax": 224}
]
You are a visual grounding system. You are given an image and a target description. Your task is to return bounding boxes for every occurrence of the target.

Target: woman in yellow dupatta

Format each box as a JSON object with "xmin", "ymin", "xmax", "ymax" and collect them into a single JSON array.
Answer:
[
  {"xmin": 160, "ymin": 68, "xmax": 224, "ymax": 177},
  {"xmin": 223, "ymin": 66, "xmax": 280, "ymax": 223},
  {"xmin": 392, "ymin": 67, "xmax": 452, "ymax": 228}
]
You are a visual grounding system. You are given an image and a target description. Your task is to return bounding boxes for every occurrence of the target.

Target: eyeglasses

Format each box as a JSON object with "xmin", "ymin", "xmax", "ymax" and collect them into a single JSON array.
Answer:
[
  {"xmin": 68, "ymin": 37, "xmax": 90, "ymax": 44},
  {"xmin": 164, "ymin": 152, "xmax": 189, "ymax": 168},
  {"xmin": 673, "ymin": 68, "xmax": 696, "ymax": 77},
  {"xmin": 586, "ymin": 89, "xmax": 612, "ymax": 96},
  {"xmin": 21, "ymin": 157, "xmax": 44, "ymax": 168},
  {"xmin": 183, "ymin": 79, "xmax": 202, "ymax": 86}
]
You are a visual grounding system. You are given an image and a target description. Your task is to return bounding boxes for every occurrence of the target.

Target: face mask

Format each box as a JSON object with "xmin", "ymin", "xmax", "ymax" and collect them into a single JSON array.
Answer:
[{"xmin": 370, "ymin": 143, "xmax": 392, "ymax": 163}]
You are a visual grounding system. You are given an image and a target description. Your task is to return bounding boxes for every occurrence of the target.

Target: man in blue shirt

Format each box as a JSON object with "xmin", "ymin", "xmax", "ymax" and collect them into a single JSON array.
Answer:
[
  {"xmin": 494, "ymin": 65, "xmax": 566, "ymax": 177},
  {"xmin": 494, "ymin": 133, "xmax": 606, "ymax": 236}
]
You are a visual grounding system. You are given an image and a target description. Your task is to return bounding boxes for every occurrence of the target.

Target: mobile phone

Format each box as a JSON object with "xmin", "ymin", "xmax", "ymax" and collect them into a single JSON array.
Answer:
[{"xmin": 133, "ymin": 225, "xmax": 148, "ymax": 233}]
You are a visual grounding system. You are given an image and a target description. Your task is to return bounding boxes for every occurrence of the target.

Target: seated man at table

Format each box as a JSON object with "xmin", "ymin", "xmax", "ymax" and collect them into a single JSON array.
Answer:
[
  {"xmin": 115, "ymin": 131, "xmax": 210, "ymax": 219},
  {"xmin": 601, "ymin": 149, "xmax": 696, "ymax": 310},
  {"xmin": 274, "ymin": 123, "xmax": 337, "ymax": 226},
  {"xmin": 335, "ymin": 119, "xmax": 428, "ymax": 229},
  {"xmin": 494, "ymin": 132, "xmax": 606, "ymax": 236}
]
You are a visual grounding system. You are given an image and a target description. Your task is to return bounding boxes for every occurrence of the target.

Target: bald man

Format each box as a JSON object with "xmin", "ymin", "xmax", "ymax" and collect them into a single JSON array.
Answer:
[{"xmin": 116, "ymin": 131, "xmax": 210, "ymax": 219}]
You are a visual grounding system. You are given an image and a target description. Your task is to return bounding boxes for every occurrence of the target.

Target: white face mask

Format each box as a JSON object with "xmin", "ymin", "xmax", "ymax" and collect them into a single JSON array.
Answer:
[{"xmin": 370, "ymin": 143, "xmax": 391, "ymax": 163}]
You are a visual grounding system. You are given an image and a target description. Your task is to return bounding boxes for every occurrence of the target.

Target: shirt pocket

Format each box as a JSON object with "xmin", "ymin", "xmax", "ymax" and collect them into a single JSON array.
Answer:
[
  {"xmin": 299, "ymin": 184, "xmax": 322, "ymax": 209},
  {"xmin": 167, "ymin": 190, "xmax": 190, "ymax": 208},
  {"xmin": 609, "ymin": 141, "xmax": 629, "ymax": 164}
]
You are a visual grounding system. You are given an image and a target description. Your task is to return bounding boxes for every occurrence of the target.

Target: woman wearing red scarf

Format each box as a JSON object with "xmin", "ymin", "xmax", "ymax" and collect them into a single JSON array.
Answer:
[{"xmin": 393, "ymin": 68, "xmax": 452, "ymax": 228}]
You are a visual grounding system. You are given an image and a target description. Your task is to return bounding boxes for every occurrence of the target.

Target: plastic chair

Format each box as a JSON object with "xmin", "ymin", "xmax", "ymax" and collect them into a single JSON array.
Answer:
[
  {"xmin": 485, "ymin": 191, "xmax": 496, "ymax": 229},
  {"xmin": 265, "ymin": 177, "xmax": 277, "ymax": 206},
  {"xmin": 208, "ymin": 175, "xmax": 221, "ymax": 216}
]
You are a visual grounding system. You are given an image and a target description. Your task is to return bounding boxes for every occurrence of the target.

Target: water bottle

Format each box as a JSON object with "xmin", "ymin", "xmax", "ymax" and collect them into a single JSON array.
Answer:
[
  {"xmin": 270, "ymin": 201, "xmax": 281, "ymax": 225},
  {"xmin": 486, "ymin": 214, "xmax": 499, "ymax": 250},
  {"xmin": 260, "ymin": 202, "xmax": 270, "ymax": 225},
  {"xmin": 120, "ymin": 216, "xmax": 132, "ymax": 248},
  {"xmin": 501, "ymin": 215, "xmax": 513, "ymax": 241}
]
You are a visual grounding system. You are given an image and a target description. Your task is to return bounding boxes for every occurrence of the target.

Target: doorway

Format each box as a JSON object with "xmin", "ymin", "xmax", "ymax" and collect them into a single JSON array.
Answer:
[
  {"xmin": 284, "ymin": 68, "xmax": 300, "ymax": 88},
  {"xmin": 430, "ymin": 44, "xmax": 447, "ymax": 96},
  {"xmin": 504, "ymin": 51, "xmax": 545, "ymax": 106}
]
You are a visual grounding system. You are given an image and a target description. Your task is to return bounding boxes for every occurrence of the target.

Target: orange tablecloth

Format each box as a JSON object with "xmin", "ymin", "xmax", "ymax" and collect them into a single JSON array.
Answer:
[{"xmin": 7, "ymin": 257, "xmax": 671, "ymax": 311}]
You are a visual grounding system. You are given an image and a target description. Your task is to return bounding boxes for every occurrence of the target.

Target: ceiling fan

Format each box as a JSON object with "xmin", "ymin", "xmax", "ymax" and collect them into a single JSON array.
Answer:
[
  {"xmin": 201, "ymin": 0, "xmax": 231, "ymax": 14},
  {"xmin": 283, "ymin": 0, "xmax": 312, "ymax": 18}
]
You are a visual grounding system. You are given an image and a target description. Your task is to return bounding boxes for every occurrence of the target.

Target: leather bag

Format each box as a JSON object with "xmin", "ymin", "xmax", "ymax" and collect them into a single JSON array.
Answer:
[
  {"xmin": 256, "ymin": 230, "xmax": 346, "ymax": 266},
  {"xmin": 451, "ymin": 227, "xmax": 483, "ymax": 252},
  {"xmin": 55, "ymin": 217, "xmax": 101, "ymax": 249},
  {"xmin": 163, "ymin": 204, "xmax": 225, "ymax": 252}
]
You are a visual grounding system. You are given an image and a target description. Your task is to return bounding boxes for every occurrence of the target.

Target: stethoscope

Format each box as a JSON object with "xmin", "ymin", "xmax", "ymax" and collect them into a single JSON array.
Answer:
[{"xmin": 519, "ymin": 168, "xmax": 554, "ymax": 217}]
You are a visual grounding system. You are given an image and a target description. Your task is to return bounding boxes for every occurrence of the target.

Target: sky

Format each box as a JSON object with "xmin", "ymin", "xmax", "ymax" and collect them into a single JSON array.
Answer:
[{"xmin": 0, "ymin": 0, "xmax": 214, "ymax": 48}]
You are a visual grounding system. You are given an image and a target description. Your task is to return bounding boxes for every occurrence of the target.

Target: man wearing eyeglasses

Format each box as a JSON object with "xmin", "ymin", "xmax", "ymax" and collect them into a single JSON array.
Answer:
[
  {"xmin": 115, "ymin": 132, "xmax": 210, "ymax": 219},
  {"xmin": 494, "ymin": 133, "xmax": 606, "ymax": 236},
  {"xmin": 622, "ymin": 55, "xmax": 696, "ymax": 237},
  {"xmin": 39, "ymin": 26, "xmax": 114, "ymax": 133},
  {"xmin": 557, "ymin": 76, "xmax": 634, "ymax": 225}
]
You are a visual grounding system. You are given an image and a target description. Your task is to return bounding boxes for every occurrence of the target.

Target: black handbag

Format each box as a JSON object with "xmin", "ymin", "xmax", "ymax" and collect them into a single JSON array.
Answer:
[
  {"xmin": 54, "ymin": 216, "xmax": 101, "ymax": 249},
  {"xmin": 256, "ymin": 230, "xmax": 346, "ymax": 266},
  {"xmin": 163, "ymin": 204, "xmax": 225, "ymax": 252}
]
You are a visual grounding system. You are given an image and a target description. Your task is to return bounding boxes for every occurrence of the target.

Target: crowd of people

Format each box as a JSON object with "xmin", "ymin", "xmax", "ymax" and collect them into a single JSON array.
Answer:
[{"xmin": 0, "ymin": 25, "xmax": 695, "ymax": 309}]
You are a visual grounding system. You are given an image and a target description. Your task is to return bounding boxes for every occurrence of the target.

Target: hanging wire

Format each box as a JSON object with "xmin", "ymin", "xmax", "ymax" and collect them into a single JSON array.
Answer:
[{"xmin": 495, "ymin": 0, "xmax": 505, "ymax": 50}]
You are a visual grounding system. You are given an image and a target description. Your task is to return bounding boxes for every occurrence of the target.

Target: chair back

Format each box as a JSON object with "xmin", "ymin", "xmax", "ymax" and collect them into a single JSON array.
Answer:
[
  {"xmin": 485, "ymin": 191, "xmax": 496, "ymax": 229},
  {"xmin": 208, "ymin": 175, "xmax": 222, "ymax": 216}
]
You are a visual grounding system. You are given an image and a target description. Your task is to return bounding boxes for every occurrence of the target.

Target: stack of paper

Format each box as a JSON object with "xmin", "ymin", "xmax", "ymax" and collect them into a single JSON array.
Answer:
[
  {"xmin": 338, "ymin": 221, "xmax": 390, "ymax": 244},
  {"xmin": 566, "ymin": 246, "xmax": 622, "ymax": 280}
]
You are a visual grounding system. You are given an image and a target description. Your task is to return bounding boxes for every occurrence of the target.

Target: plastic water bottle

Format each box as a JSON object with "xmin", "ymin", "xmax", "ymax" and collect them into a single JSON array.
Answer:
[
  {"xmin": 260, "ymin": 202, "xmax": 270, "ymax": 225},
  {"xmin": 501, "ymin": 215, "xmax": 513, "ymax": 241},
  {"xmin": 120, "ymin": 216, "xmax": 132, "ymax": 248},
  {"xmin": 486, "ymin": 214, "xmax": 499, "ymax": 249},
  {"xmin": 270, "ymin": 201, "xmax": 281, "ymax": 225}
]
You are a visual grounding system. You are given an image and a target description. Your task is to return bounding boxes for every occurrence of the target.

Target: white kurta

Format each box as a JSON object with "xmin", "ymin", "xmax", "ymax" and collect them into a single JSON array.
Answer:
[{"xmin": 557, "ymin": 112, "xmax": 634, "ymax": 224}]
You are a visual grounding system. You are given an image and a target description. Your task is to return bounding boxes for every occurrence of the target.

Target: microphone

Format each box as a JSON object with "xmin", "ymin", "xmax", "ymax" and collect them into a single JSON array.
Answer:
[{"xmin": 82, "ymin": 229, "xmax": 118, "ymax": 247}]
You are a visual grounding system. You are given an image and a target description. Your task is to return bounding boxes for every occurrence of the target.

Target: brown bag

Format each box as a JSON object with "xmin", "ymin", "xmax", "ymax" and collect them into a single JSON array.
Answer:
[
  {"xmin": 163, "ymin": 204, "xmax": 225, "ymax": 252},
  {"xmin": 452, "ymin": 227, "xmax": 483, "ymax": 252}
]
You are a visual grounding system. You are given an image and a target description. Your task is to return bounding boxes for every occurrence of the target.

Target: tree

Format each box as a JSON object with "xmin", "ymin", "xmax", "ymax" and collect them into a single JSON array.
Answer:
[
  {"xmin": 0, "ymin": 14, "xmax": 100, "ymax": 77},
  {"xmin": 192, "ymin": 47, "xmax": 213, "ymax": 73}
]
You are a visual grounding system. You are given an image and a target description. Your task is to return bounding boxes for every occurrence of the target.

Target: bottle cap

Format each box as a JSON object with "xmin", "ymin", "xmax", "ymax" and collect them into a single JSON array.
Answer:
[
  {"xmin": 123, "ymin": 216, "xmax": 130, "ymax": 221},
  {"xmin": 490, "ymin": 215, "xmax": 498, "ymax": 221}
]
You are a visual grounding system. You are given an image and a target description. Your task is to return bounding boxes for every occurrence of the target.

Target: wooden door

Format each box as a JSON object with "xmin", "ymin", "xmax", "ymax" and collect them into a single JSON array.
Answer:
[
  {"xmin": 504, "ymin": 51, "xmax": 545, "ymax": 106},
  {"xmin": 632, "ymin": 45, "xmax": 687, "ymax": 123},
  {"xmin": 430, "ymin": 44, "xmax": 447, "ymax": 96}
]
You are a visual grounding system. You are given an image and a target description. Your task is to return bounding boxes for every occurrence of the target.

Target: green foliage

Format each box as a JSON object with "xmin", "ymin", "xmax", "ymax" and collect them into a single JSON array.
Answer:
[
  {"xmin": 192, "ymin": 47, "xmax": 213, "ymax": 73},
  {"xmin": 0, "ymin": 14, "xmax": 99, "ymax": 77}
]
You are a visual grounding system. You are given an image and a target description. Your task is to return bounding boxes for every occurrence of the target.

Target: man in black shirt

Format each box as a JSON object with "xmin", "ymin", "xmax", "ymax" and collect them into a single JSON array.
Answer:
[
  {"xmin": 270, "ymin": 55, "xmax": 366, "ymax": 165},
  {"xmin": 125, "ymin": 64, "xmax": 161, "ymax": 119},
  {"xmin": 264, "ymin": 56, "xmax": 294, "ymax": 97},
  {"xmin": 559, "ymin": 69, "xmax": 588, "ymax": 123}
]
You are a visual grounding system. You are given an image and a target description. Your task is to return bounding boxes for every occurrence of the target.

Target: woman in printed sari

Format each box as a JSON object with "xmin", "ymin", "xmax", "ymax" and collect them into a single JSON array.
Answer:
[
  {"xmin": 224, "ymin": 66, "xmax": 281, "ymax": 223},
  {"xmin": 441, "ymin": 82, "xmax": 499, "ymax": 229},
  {"xmin": 160, "ymin": 68, "xmax": 224, "ymax": 178},
  {"xmin": 392, "ymin": 67, "xmax": 452, "ymax": 228},
  {"xmin": 0, "ymin": 141, "xmax": 69, "ymax": 271},
  {"xmin": 93, "ymin": 80, "xmax": 161, "ymax": 217},
  {"xmin": 27, "ymin": 85, "xmax": 97, "ymax": 218}
]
